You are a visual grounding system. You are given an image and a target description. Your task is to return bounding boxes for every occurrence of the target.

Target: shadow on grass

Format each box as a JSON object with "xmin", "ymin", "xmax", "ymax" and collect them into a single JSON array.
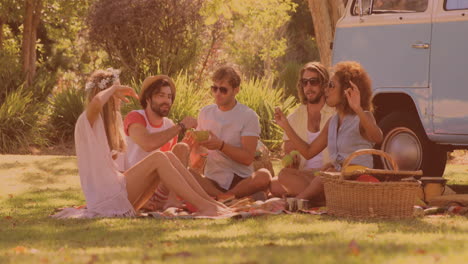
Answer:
[
  {"xmin": 16, "ymin": 157, "xmax": 78, "ymax": 186},
  {"xmin": 0, "ymin": 161, "xmax": 24, "ymax": 170}
]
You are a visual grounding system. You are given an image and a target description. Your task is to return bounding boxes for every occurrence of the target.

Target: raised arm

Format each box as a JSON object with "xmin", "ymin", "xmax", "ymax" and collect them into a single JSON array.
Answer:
[
  {"xmin": 274, "ymin": 107, "xmax": 328, "ymax": 160},
  {"xmin": 86, "ymin": 85, "xmax": 138, "ymax": 127},
  {"xmin": 345, "ymin": 81, "xmax": 383, "ymax": 144}
]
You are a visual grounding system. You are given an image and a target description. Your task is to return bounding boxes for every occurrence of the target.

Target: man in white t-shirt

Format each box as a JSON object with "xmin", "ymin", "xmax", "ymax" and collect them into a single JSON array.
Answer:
[
  {"xmin": 187, "ymin": 66, "xmax": 271, "ymax": 199},
  {"xmin": 270, "ymin": 62, "xmax": 334, "ymax": 198},
  {"xmin": 123, "ymin": 75, "xmax": 197, "ymax": 209}
]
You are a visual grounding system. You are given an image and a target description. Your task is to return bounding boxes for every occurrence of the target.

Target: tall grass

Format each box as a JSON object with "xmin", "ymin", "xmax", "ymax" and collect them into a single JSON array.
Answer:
[
  {"xmin": 237, "ymin": 77, "xmax": 297, "ymax": 150},
  {"xmin": 47, "ymin": 87, "xmax": 85, "ymax": 142},
  {"xmin": 0, "ymin": 87, "xmax": 43, "ymax": 153}
]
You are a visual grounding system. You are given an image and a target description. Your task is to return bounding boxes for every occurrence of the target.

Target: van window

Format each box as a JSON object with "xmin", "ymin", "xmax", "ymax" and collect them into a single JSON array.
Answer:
[
  {"xmin": 353, "ymin": 0, "xmax": 428, "ymax": 15},
  {"xmin": 446, "ymin": 0, "xmax": 468, "ymax": 10}
]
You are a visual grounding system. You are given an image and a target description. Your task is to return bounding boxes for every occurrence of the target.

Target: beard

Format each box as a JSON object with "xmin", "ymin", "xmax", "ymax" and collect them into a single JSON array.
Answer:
[
  {"xmin": 150, "ymin": 100, "xmax": 171, "ymax": 117},
  {"xmin": 306, "ymin": 90, "xmax": 324, "ymax": 104}
]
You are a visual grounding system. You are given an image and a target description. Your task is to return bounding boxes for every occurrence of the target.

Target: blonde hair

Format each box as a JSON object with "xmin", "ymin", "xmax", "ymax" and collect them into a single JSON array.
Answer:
[{"xmin": 85, "ymin": 69, "xmax": 126, "ymax": 153}]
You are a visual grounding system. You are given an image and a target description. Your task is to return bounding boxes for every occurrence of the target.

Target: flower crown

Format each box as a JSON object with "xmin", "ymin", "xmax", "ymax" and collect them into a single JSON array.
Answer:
[{"xmin": 85, "ymin": 68, "xmax": 121, "ymax": 91}]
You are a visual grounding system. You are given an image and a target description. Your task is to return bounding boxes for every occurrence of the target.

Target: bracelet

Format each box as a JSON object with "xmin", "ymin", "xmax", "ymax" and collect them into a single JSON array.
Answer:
[
  {"xmin": 178, "ymin": 122, "xmax": 186, "ymax": 133},
  {"xmin": 219, "ymin": 141, "xmax": 225, "ymax": 151}
]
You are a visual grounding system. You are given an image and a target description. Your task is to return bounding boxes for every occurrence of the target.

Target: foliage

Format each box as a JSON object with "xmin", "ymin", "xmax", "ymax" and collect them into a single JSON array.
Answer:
[
  {"xmin": 87, "ymin": 0, "xmax": 206, "ymax": 79},
  {"xmin": 237, "ymin": 77, "xmax": 297, "ymax": 150},
  {"xmin": 169, "ymin": 72, "xmax": 211, "ymax": 125},
  {"xmin": 47, "ymin": 79, "xmax": 85, "ymax": 143},
  {"xmin": 277, "ymin": 61, "xmax": 303, "ymax": 100},
  {"xmin": 0, "ymin": 87, "xmax": 44, "ymax": 153},
  {"xmin": 201, "ymin": 0, "xmax": 298, "ymax": 78}
]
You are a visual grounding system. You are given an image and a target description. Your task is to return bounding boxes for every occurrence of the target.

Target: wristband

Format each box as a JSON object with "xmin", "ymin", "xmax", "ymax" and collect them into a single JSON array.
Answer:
[{"xmin": 178, "ymin": 122, "xmax": 186, "ymax": 133}]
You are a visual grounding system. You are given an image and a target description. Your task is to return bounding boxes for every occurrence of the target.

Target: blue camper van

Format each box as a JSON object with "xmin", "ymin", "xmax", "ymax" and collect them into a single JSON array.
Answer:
[{"xmin": 332, "ymin": 0, "xmax": 468, "ymax": 176}]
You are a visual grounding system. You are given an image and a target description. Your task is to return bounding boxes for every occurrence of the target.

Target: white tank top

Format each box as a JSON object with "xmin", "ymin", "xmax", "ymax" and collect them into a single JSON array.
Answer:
[
  {"xmin": 123, "ymin": 110, "xmax": 175, "ymax": 170},
  {"xmin": 303, "ymin": 130, "xmax": 323, "ymax": 169}
]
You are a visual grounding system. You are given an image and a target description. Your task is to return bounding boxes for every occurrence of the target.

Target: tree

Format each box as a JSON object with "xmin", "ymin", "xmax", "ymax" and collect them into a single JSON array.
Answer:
[
  {"xmin": 202, "ymin": 0, "xmax": 297, "ymax": 78},
  {"xmin": 307, "ymin": 0, "xmax": 346, "ymax": 67},
  {"xmin": 22, "ymin": 0, "xmax": 43, "ymax": 86},
  {"xmin": 87, "ymin": 0, "xmax": 206, "ymax": 78}
]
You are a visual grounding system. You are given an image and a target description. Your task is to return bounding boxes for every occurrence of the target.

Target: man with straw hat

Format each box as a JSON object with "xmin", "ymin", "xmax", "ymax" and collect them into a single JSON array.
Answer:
[{"xmin": 122, "ymin": 75, "xmax": 196, "ymax": 209}]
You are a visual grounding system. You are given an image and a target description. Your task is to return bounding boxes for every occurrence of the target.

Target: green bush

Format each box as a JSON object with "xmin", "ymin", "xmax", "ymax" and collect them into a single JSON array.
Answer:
[
  {"xmin": 169, "ymin": 71, "xmax": 210, "ymax": 124},
  {"xmin": 237, "ymin": 77, "xmax": 297, "ymax": 150},
  {"xmin": 277, "ymin": 61, "xmax": 302, "ymax": 100},
  {"xmin": 0, "ymin": 87, "xmax": 44, "ymax": 153},
  {"xmin": 48, "ymin": 87, "xmax": 85, "ymax": 142}
]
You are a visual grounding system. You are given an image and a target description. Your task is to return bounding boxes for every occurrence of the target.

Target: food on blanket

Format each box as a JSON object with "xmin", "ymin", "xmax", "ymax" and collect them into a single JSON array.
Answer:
[
  {"xmin": 342, "ymin": 165, "xmax": 367, "ymax": 173},
  {"xmin": 191, "ymin": 130, "xmax": 210, "ymax": 142},
  {"xmin": 356, "ymin": 174, "xmax": 380, "ymax": 183}
]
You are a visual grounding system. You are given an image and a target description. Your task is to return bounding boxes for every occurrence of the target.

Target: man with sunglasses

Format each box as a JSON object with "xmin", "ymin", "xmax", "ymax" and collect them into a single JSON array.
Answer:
[
  {"xmin": 187, "ymin": 66, "xmax": 272, "ymax": 200},
  {"xmin": 270, "ymin": 62, "xmax": 334, "ymax": 198}
]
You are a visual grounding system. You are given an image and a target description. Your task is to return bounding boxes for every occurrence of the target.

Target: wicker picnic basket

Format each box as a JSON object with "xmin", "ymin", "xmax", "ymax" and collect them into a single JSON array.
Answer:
[{"xmin": 320, "ymin": 149, "xmax": 422, "ymax": 219}]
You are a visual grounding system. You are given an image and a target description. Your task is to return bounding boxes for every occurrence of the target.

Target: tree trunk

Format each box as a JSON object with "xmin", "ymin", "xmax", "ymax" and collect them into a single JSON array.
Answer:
[
  {"xmin": 0, "ymin": 17, "xmax": 4, "ymax": 49},
  {"xmin": 328, "ymin": 0, "xmax": 346, "ymax": 34},
  {"xmin": 22, "ymin": 0, "xmax": 42, "ymax": 86},
  {"xmin": 307, "ymin": 0, "xmax": 333, "ymax": 67}
]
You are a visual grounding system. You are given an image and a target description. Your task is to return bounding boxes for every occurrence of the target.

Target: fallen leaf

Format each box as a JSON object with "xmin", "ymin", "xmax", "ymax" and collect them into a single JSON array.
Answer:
[
  {"xmin": 264, "ymin": 242, "xmax": 277, "ymax": 247},
  {"xmin": 348, "ymin": 239, "xmax": 360, "ymax": 256},
  {"xmin": 8, "ymin": 194, "xmax": 13, "ymax": 198},
  {"xmin": 415, "ymin": 248, "xmax": 427, "ymax": 255},
  {"xmin": 4, "ymin": 216, "xmax": 12, "ymax": 220},
  {"xmin": 163, "ymin": 241, "xmax": 173, "ymax": 247},
  {"xmin": 40, "ymin": 257, "xmax": 49, "ymax": 263},
  {"xmin": 87, "ymin": 254, "xmax": 98, "ymax": 264},
  {"xmin": 13, "ymin": 246, "xmax": 27, "ymax": 254}
]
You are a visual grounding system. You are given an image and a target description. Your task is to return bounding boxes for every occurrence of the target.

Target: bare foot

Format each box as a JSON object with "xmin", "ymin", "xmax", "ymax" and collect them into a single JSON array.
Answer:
[{"xmin": 163, "ymin": 191, "xmax": 184, "ymax": 210}]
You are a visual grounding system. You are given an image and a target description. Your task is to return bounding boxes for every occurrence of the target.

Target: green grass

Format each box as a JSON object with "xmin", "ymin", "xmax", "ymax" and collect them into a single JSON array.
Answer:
[{"xmin": 1, "ymin": 155, "xmax": 468, "ymax": 264}]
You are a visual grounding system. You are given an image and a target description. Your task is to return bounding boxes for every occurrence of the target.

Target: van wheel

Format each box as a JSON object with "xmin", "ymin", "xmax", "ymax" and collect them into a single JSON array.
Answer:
[{"xmin": 375, "ymin": 112, "xmax": 446, "ymax": 176}]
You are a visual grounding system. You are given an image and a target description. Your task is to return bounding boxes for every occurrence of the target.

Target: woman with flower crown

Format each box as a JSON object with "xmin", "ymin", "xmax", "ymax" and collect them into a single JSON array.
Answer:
[{"xmin": 52, "ymin": 69, "xmax": 231, "ymax": 218}]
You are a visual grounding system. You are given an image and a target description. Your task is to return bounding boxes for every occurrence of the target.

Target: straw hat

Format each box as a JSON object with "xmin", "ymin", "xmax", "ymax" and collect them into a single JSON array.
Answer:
[{"xmin": 140, "ymin": 75, "xmax": 176, "ymax": 104}]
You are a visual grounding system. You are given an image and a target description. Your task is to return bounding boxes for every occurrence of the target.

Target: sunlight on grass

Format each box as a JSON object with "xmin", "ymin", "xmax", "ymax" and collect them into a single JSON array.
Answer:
[{"xmin": 0, "ymin": 155, "xmax": 467, "ymax": 263}]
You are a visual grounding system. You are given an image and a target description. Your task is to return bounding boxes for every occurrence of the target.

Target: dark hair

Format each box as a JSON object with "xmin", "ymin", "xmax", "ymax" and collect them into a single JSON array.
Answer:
[
  {"xmin": 212, "ymin": 66, "xmax": 241, "ymax": 89},
  {"xmin": 297, "ymin": 62, "xmax": 330, "ymax": 104},
  {"xmin": 333, "ymin": 61, "xmax": 373, "ymax": 114},
  {"xmin": 140, "ymin": 78, "xmax": 175, "ymax": 108}
]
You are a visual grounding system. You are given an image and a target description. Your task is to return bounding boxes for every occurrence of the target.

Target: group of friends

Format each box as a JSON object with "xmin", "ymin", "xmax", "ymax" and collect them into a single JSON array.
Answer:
[{"xmin": 52, "ymin": 60, "xmax": 383, "ymax": 218}]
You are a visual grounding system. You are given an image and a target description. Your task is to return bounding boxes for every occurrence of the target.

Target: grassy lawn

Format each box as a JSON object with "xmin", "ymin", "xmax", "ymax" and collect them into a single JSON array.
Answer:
[{"xmin": 1, "ymin": 155, "xmax": 468, "ymax": 264}]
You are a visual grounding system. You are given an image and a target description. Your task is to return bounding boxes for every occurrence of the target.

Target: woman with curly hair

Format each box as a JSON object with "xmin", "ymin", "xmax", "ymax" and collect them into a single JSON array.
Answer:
[
  {"xmin": 52, "ymin": 69, "xmax": 231, "ymax": 218},
  {"xmin": 274, "ymin": 61, "xmax": 383, "ymax": 202}
]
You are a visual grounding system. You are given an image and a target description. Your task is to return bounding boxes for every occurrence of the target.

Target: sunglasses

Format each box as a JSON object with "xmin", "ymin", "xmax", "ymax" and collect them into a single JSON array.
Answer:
[
  {"xmin": 211, "ymin": 85, "xmax": 229, "ymax": 95},
  {"xmin": 301, "ymin": 78, "xmax": 321, "ymax": 87}
]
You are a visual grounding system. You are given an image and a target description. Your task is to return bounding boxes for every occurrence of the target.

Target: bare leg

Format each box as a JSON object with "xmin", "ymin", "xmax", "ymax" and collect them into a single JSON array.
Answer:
[
  {"xmin": 227, "ymin": 168, "xmax": 272, "ymax": 198},
  {"xmin": 124, "ymin": 151, "xmax": 225, "ymax": 215},
  {"xmin": 296, "ymin": 176, "xmax": 325, "ymax": 201},
  {"xmin": 277, "ymin": 168, "xmax": 315, "ymax": 196},
  {"xmin": 172, "ymin": 143, "xmax": 190, "ymax": 167},
  {"xmin": 165, "ymin": 152, "xmax": 227, "ymax": 208},
  {"xmin": 269, "ymin": 177, "xmax": 287, "ymax": 198},
  {"xmin": 189, "ymin": 168, "xmax": 224, "ymax": 197}
]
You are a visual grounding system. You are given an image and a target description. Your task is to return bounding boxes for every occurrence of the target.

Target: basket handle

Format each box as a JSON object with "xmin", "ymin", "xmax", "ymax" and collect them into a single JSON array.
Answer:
[{"xmin": 341, "ymin": 149, "xmax": 399, "ymax": 172}]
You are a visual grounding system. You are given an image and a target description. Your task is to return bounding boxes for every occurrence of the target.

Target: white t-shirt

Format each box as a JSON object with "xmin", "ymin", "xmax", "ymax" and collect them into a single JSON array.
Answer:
[
  {"xmin": 303, "ymin": 130, "xmax": 323, "ymax": 169},
  {"xmin": 197, "ymin": 102, "xmax": 261, "ymax": 190}
]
